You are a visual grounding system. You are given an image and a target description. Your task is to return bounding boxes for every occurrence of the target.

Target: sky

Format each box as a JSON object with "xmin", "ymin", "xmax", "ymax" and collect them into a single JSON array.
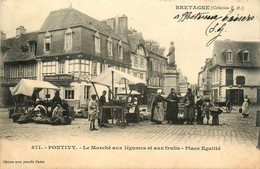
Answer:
[{"xmin": 1, "ymin": 0, "xmax": 260, "ymax": 83}]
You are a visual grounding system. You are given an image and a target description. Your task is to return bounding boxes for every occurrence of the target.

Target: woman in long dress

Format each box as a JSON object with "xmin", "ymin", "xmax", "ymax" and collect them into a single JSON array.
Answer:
[
  {"xmin": 183, "ymin": 88, "xmax": 195, "ymax": 124},
  {"xmin": 151, "ymin": 89, "xmax": 167, "ymax": 124},
  {"xmin": 242, "ymin": 95, "xmax": 251, "ymax": 118},
  {"xmin": 166, "ymin": 88, "xmax": 179, "ymax": 124}
]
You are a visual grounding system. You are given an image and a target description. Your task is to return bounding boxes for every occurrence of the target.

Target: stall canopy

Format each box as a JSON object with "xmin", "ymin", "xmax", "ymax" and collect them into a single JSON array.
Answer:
[
  {"xmin": 91, "ymin": 68, "xmax": 146, "ymax": 86},
  {"xmin": 117, "ymin": 90, "xmax": 140, "ymax": 95},
  {"xmin": 10, "ymin": 79, "xmax": 60, "ymax": 96}
]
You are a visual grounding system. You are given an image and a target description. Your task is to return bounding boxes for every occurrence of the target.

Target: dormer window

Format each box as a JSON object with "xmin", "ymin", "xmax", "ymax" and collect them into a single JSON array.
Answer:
[
  {"xmin": 226, "ymin": 50, "xmax": 233, "ymax": 62},
  {"xmin": 94, "ymin": 32, "xmax": 101, "ymax": 53},
  {"xmin": 118, "ymin": 41, "xmax": 123, "ymax": 60},
  {"xmin": 107, "ymin": 37, "xmax": 113, "ymax": 57},
  {"xmin": 29, "ymin": 44, "xmax": 33, "ymax": 52},
  {"xmin": 64, "ymin": 28, "xmax": 72, "ymax": 50},
  {"xmin": 44, "ymin": 32, "xmax": 51, "ymax": 52},
  {"xmin": 243, "ymin": 50, "xmax": 250, "ymax": 62},
  {"xmin": 29, "ymin": 41, "xmax": 36, "ymax": 54}
]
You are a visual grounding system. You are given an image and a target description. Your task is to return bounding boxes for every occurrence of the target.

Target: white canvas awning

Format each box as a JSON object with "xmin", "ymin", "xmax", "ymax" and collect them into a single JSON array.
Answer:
[
  {"xmin": 10, "ymin": 79, "xmax": 60, "ymax": 97},
  {"xmin": 117, "ymin": 90, "xmax": 140, "ymax": 95},
  {"xmin": 91, "ymin": 68, "xmax": 146, "ymax": 87}
]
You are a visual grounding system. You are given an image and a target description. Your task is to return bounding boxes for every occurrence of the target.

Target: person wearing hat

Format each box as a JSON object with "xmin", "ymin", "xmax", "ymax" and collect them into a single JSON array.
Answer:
[
  {"xmin": 202, "ymin": 97, "xmax": 211, "ymax": 124},
  {"xmin": 195, "ymin": 95, "xmax": 204, "ymax": 125},
  {"xmin": 99, "ymin": 90, "xmax": 109, "ymax": 124},
  {"xmin": 151, "ymin": 89, "xmax": 167, "ymax": 124},
  {"xmin": 166, "ymin": 88, "xmax": 179, "ymax": 124},
  {"xmin": 88, "ymin": 94, "xmax": 99, "ymax": 131},
  {"xmin": 183, "ymin": 88, "xmax": 195, "ymax": 124}
]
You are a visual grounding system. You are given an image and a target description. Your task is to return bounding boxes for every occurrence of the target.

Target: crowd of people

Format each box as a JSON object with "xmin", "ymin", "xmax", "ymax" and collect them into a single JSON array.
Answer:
[
  {"xmin": 150, "ymin": 88, "xmax": 228, "ymax": 126},
  {"xmin": 15, "ymin": 87, "xmax": 252, "ymax": 128},
  {"xmin": 86, "ymin": 87, "xmax": 253, "ymax": 131}
]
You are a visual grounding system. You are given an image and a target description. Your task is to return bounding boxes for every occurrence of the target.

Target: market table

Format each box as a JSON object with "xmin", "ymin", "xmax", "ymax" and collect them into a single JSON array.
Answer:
[{"xmin": 99, "ymin": 105, "xmax": 127, "ymax": 128}]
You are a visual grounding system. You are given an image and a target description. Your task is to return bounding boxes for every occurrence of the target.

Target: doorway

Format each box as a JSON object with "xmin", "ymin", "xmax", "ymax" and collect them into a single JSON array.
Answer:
[{"xmin": 226, "ymin": 89, "xmax": 244, "ymax": 105}]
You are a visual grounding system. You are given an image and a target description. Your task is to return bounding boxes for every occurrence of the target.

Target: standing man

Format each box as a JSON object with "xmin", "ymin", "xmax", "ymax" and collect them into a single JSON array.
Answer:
[
  {"xmin": 166, "ymin": 88, "xmax": 179, "ymax": 124},
  {"xmin": 167, "ymin": 41, "xmax": 176, "ymax": 69},
  {"xmin": 195, "ymin": 95, "xmax": 203, "ymax": 125},
  {"xmin": 183, "ymin": 88, "xmax": 195, "ymax": 124},
  {"xmin": 99, "ymin": 90, "xmax": 109, "ymax": 124}
]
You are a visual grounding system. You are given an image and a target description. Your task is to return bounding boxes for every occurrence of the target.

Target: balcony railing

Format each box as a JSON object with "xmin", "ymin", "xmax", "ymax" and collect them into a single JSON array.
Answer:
[{"xmin": 1, "ymin": 77, "xmax": 37, "ymax": 86}]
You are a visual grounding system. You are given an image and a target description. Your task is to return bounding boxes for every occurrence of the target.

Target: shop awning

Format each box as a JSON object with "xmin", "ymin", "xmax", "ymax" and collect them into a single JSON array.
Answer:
[
  {"xmin": 10, "ymin": 79, "xmax": 60, "ymax": 97},
  {"xmin": 91, "ymin": 68, "xmax": 146, "ymax": 87}
]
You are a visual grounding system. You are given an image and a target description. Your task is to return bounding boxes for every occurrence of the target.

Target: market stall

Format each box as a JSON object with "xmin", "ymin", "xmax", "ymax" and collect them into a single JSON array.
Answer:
[
  {"xmin": 91, "ymin": 68, "xmax": 146, "ymax": 128},
  {"xmin": 8, "ymin": 79, "xmax": 71, "ymax": 125}
]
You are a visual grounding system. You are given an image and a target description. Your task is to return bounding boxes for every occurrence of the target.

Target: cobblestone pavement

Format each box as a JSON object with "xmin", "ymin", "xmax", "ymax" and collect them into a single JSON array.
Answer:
[
  {"xmin": 1, "ymin": 106, "xmax": 260, "ymax": 169},
  {"xmin": 0, "ymin": 106, "xmax": 259, "ymax": 147}
]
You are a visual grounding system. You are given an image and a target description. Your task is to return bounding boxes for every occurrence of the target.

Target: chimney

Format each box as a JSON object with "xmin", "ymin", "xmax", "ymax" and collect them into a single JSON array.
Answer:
[
  {"xmin": 105, "ymin": 15, "xmax": 128, "ymax": 40},
  {"xmin": 144, "ymin": 41, "xmax": 151, "ymax": 51},
  {"xmin": 1, "ymin": 31, "xmax": 6, "ymax": 40},
  {"xmin": 16, "ymin": 26, "xmax": 26, "ymax": 37},
  {"xmin": 151, "ymin": 42, "xmax": 160, "ymax": 53},
  {"xmin": 159, "ymin": 47, "xmax": 165, "ymax": 56},
  {"xmin": 117, "ymin": 15, "xmax": 128, "ymax": 40}
]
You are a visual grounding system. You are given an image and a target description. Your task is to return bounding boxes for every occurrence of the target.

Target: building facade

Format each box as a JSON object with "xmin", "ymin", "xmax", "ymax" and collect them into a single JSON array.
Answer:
[
  {"xmin": 197, "ymin": 58, "xmax": 212, "ymax": 96},
  {"xmin": 2, "ymin": 8, "xmax": 132, "ymax": 108},
  {"xmin": 128, "ymin": 32, "xmax": 148, "ymax": 83},
  {"xmin": 1, "ymin": 7, "xmax": 191, "ymax": 108},
  {"xmin": 209, "ymin": 40, "xmax": 260, "ymax": 105}
]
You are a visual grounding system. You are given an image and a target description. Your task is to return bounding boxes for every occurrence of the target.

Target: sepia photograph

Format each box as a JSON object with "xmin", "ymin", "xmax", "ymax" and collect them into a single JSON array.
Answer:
[{"xmin": 0, "ymin": 0, "xmax": 260, "ymax": 168}]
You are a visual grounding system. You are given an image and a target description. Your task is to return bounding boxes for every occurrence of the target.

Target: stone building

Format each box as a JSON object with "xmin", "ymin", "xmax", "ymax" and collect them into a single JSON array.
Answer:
[
  {"xmin": 128, "ymin": 32, "xmax": 147, "ymax": 83},
  {"xmin": 1, "ymin": 28, "xmax": 38, "ymax": 105},
  {"xmin": 209, "ymin": 40, "xmax": 260, "ymax": 105},
  {"xmin": 1, "ymin": 8, "xmax": 132, "ymax": 108},
  {"xmin": 197, "ymin": 58, "xmax": 212, "ymax": 96},
  {"xmin": 1, "ymin": 7, "xmax": 191, "ymax": 108}
]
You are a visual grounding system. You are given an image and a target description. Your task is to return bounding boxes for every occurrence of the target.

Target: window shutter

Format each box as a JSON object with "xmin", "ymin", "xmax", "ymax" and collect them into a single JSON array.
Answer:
[{"xmin": 236, "ymin": 76, "xmax": 245, "ymax": 85}]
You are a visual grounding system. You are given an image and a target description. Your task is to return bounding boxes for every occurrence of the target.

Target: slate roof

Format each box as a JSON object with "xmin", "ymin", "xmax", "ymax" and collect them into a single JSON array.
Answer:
[
  {"xmin": 212, "ymin": 40, "xmax": 260, "ymax": 68},
  {"xmin": 147, "ymin": 49, "xmax": 167, "ymax": 60},
  {"xmin": 40, "ymin": 8, "xmax": 127, "ymax": 43},
  {"xmin": 3, "ymin": 32, "xmax": 38, "ymax": 62},
  {"xmin": 128, "ymin": 32, "xmax": 145, "ymax": 52}
]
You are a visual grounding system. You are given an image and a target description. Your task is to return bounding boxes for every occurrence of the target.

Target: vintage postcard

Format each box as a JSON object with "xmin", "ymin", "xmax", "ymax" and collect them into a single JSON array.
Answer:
[{"xmin": 0, "ymin": 0, "xmax": 260, "ymax": 168}]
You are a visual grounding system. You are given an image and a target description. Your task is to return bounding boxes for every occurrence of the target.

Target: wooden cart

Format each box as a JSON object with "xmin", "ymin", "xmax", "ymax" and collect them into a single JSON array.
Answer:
[{"xmin": 214, "ymin": 97, "xmax": 235, "ymax": 113}]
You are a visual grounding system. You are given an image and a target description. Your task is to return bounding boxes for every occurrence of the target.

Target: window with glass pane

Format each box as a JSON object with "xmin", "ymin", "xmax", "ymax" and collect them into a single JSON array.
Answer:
[
  {"xmin": 65, "ymin": 33, "xmax": 72, "ymax": 50},
  {"xmin": 140, "ymin": 73, "xmax": 143, "ymax": 79},
  {"xmin": 84, "ymin": 86, "xmax": 91, "ymax": 100},
  {"xmin": 95, "ymin": 37, "xmax": 100, "ymax": 53},
  {"xmin": 58, "ymin": 61, "xmax": 65, "ymax": 74},
  {"xmin": 243, "ymin": 51, "xmax": 249, "ymax": 62},
  {"xmin": 118, "ymin": 45, "xmax": 123, "ymax": 60},
  {"xmin": 92, "ymin": 62, "xmax": 97, "ymax": 75},
  {"xmin": 43, "ymin": 61, "xmax": 56, "ymax": 75},
  {"xmin": 45, "ymin": 37, "xmax": 51, "ymax": 51},
  {"xmin": 134, "ymin": 72, "xmax": 137, "ymax": 77},
  {"xmin": 107, "ymin": 41, "xmax": 113, "ymax": 57},
  {"xmin": 226, "ymin": 51, "xmax": 233, "ymax": 61},
  {"xmin": 65, "ymin": 90, "xmax": 74, "ymax": 99},
  {"xmin": 28, "ymin": 64, "xmax": 33, "ymax": 77}
]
